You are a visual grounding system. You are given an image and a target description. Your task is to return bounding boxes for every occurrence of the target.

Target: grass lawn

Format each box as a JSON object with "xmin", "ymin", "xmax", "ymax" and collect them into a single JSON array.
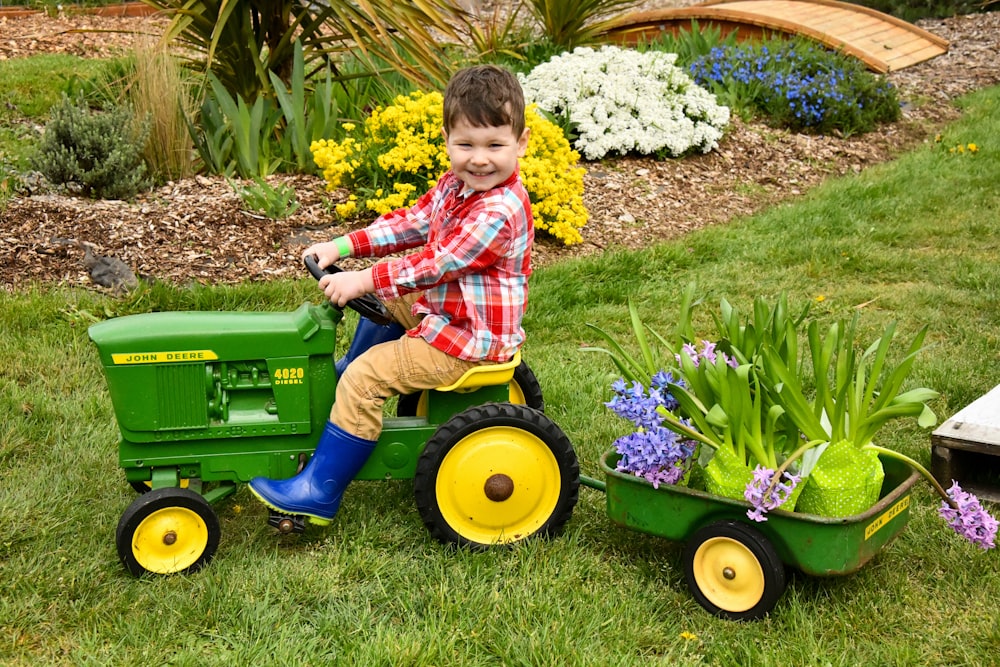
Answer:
[{"xmin": 2, "ymin": 84, "xmax": 999, "ymax": 665}]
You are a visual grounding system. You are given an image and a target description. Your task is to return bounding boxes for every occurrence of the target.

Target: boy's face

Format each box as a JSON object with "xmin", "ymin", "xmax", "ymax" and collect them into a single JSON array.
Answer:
[{"xmin": 442, "ymin": 117, "xmax": 529, "ymax": 192}]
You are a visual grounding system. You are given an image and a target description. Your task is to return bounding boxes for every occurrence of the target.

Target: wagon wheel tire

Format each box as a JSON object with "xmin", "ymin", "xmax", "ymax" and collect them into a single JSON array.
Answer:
[
  {"xmin": 116, "ymin": 487, "xmax": 220, "ymax": 577},
  {"xmin": 414, "ymin": 403, "xmax": 578, "ymax": 548},
  {"xmin": 397, "ymin": 359, "xmax": 545, "ymax": 417},
  {"xmin": 683, "ymin": 520, "xmax": 786, "ymax": 621}
]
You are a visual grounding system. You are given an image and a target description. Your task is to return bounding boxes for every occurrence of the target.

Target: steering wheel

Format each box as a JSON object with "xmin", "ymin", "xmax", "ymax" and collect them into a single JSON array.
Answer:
[{"xmin": 304, "ymin": 255, "xmax": 394, "ymax": 325}]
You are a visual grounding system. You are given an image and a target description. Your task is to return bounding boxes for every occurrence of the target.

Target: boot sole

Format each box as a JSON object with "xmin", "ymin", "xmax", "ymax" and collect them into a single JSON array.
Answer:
[{"xmin": 247, "ymin": 485, "xmax": 334, "ymax": 526}]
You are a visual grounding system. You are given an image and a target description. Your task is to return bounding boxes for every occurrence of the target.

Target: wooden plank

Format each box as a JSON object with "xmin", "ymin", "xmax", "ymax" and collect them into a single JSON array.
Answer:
[
  {"xmin": 804, "ymin": 14, "xmax": 882, "ymax": 34},
  {"xmin": 833, "ymin": 24, "xmax": 903, "ymax": 45},
  {"xmin": 884, "ymin": 43, "xmax": 948, "ymax": 69},
  {"xmin": 765, "ymin": 4, "xmax": 844, "ymax": 20}
]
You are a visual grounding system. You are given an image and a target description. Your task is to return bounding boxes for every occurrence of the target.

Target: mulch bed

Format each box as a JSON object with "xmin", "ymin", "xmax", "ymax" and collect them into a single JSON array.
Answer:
[{"xmin": 1, "ymin": 9, "xmax": 999, "ymax": 291}]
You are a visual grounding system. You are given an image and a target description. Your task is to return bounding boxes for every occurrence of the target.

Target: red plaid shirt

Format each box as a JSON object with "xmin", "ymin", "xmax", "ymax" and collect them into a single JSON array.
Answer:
[{"xmin": 346, "ymin": 169, "xmax": 533, "ymax": 362}]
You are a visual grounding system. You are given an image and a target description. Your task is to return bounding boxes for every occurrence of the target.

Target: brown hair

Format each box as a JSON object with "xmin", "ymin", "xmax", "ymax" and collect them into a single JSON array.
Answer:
[{"xmin": 442, "ymin": 65, "xmax": 526, "ymax": 138}]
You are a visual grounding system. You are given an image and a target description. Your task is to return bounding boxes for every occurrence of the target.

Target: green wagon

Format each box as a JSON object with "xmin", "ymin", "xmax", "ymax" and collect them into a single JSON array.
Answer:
[{"xmin": 584, "ymin": 451, "xmax": 920, "ymax": 620}]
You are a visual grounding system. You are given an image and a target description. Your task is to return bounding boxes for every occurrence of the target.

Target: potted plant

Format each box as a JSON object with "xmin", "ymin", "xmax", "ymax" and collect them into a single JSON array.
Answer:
[{"xmin": 586, "ymin": 290, "xmax": 997, "ymax": 549}]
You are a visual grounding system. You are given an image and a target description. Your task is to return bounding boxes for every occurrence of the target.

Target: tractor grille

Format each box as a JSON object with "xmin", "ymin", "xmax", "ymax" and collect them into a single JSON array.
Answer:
[{"xmin": 155, "ymin": 363, "xmax": 208, "ymax": 429}]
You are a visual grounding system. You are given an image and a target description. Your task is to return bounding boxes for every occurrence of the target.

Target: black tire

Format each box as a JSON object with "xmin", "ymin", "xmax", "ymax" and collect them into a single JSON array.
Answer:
[
  {"xmin": 397, "ymin": 358, "xmax": 545, "ymax": 417},
  {"xmin": 683, "ymin": 520, "xmax": 786, "ymax": 621},
  {"xmin": 414, "ymin": 403, "xmax": 578, "ymax": 548},
  {"xmin": 116, "ymin": 487, "xmax": 220, "ymax": 577}
]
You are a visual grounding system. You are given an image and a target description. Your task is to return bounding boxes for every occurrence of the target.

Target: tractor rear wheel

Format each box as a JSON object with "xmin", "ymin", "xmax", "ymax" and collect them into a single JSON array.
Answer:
[{"xmin": 414, "ymin": 403, "xmax": 578, "ymax": 548}]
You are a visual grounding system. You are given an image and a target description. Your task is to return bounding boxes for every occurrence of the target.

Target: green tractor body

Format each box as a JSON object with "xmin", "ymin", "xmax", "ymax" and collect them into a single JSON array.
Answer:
[{"xmin": 89, "ymin": 297, "xmax": 577, "ymax": 576}]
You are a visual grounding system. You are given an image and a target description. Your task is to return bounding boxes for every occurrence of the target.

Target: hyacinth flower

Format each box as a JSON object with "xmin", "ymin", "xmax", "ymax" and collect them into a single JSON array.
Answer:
[
  {"xmin": 676, "ymin": 340, "xmax": 740, "ymax": 369},
  {"xmin": 939, "ymin": 481, "xmax": 998, "ymax": 550},
  {"xmin": 744, "ymin": 465, "xmax": 802, "ymax": 522},
  {"xmin": 605, "ymin": 374, "xmax": 699, "ymax": 488},
  {"xmin": 864, "ymin": 445, "xmax": 998, "ymax": 550}
]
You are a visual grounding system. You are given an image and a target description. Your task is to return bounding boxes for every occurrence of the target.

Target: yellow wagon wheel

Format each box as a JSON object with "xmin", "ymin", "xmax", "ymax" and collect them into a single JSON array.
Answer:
[
  {"xmin": 683, "ymin": 520, "xmax": 786, "ymax": 620},
  {"xmin": 116, "ymin": 487, "xmax": 220, "ymax": 577},
  {"xmin": 414, "ymin": 403, "xmax": 578, "ymax": 547}
]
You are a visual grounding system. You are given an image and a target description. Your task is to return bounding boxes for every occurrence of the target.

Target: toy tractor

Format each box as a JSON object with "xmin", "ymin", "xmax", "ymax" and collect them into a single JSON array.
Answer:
[{"xmin": 89, "ymin": 259, "xmax": 579, "ymax": 577}]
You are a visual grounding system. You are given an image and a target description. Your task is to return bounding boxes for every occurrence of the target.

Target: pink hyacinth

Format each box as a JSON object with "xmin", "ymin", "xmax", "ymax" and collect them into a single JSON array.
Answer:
[
  {"xmin": 938, "ymin": 481, "xmax": 998, "ymax": 550},
  {"xmin": 744, "ymin": 465, "xmax": 801, "ymax": 523}
]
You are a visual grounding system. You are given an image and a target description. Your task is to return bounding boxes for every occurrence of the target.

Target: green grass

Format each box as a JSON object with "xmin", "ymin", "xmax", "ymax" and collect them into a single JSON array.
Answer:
[{"xmin": 3, "ymin": 86, "xmax": 1000, "ymax": 665}]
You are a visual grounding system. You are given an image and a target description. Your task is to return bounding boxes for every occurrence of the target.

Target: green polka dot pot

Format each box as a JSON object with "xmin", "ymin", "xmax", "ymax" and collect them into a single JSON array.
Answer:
[{"xmin": 796, "ymin": 439, "xmax": 885, "ymax": 517}]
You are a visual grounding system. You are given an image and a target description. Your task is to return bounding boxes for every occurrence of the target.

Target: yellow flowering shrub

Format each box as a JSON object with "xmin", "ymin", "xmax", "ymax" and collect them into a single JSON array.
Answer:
[
  {"xmin": 311, "ymin": 93, "xmax": 588, "ymax": 245},
  {"xmin": 521, "ymin": 105, "xmax": 586, "ymax": 245}
]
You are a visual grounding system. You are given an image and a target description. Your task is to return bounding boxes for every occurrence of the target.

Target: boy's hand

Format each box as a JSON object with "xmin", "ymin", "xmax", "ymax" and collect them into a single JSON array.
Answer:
[
  {"xmin": 318, "ymin": 268, "xmax": 375, "ymax": 308},
  {"xmin": 302, "ymin": 241, "xmax": 341, "ymax": 269}
]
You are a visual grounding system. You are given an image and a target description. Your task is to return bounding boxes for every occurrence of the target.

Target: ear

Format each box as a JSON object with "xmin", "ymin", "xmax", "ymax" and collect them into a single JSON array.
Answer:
[
  {"xmin": 441, "ymin": 127, "xmax": 448, "ymax": 142},
  {"xmin": 517, "ymin": 127, "xmax": 530, "ymax": 157}
]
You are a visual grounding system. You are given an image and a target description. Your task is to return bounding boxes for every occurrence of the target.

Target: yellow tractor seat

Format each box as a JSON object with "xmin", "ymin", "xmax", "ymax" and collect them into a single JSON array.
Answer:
[{"xmin": 436, "ymin": 351, "xmax": 521, "ymax": 393}]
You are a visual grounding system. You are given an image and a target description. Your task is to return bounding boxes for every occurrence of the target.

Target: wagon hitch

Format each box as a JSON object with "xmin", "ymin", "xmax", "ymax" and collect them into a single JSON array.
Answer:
[{"xmin": 267, "ymin": 511, "xmax": 306, "ymax": 535}]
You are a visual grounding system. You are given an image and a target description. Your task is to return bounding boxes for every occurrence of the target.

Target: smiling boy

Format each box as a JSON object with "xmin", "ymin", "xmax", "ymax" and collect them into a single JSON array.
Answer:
[{"xmin": 249, "ymin": 64, "xmax": 534, "ymax": 525}]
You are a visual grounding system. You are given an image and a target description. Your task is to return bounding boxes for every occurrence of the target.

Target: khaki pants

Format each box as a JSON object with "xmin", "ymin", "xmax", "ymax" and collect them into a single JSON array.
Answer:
[{"xmin": 330, "ymin": 292, "xmax": 482, "ymax": 440}]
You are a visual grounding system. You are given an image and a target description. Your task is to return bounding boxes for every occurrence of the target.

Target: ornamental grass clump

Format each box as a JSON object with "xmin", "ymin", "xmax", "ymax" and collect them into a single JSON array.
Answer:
[
  {"xmin": 311, "ymin": 92, "xmax": 587, "ymax": 245},
  {"xmin": 689, "ymin": 38, "xmax": 901, "ymax": 135},
  {"xmin": 518, "ymin": 45, "xmax": 730, "ymax": 160}
]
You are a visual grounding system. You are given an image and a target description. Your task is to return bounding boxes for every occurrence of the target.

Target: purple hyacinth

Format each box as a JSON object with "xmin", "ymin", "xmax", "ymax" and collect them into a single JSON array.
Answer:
[
  {"xmin": 613, "ymin": 427, "xmax": 696, "ymax": 489},
  {"xmin": 606, "ymin": 372, "xmax": 697, "ymax": 488},
  {"xmin": 744, "ymin": 465, "xmax": 801, "ymax": 522},
  {"xmin": 677, "ymin": 340, "xmax": 739, "ymax": 369},
  {"xmin": 938, "ymin": 481, "xmax": 998, "ymax": 550}
]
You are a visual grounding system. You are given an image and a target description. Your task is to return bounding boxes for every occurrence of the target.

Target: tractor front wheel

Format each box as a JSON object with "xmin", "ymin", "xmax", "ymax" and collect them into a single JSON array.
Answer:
[
  {"xmin": 116, "ymin": 487, "xmax": 220, "ymax": 577},
  {"xmin": 414, "ymin": 403, "xmax": 578, "ymax": 548}
]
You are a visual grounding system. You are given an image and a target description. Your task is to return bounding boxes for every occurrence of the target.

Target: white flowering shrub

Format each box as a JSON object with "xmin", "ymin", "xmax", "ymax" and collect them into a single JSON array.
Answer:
[{"xmin": 518, "ymin": 45, "xmax": 731, "ymax": 161}]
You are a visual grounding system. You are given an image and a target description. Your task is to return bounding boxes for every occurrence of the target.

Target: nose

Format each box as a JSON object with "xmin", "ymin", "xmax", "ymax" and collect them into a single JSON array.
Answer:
[{"xmin": 469, "ymin": 148, "xmax": 489, "ymax": 165}]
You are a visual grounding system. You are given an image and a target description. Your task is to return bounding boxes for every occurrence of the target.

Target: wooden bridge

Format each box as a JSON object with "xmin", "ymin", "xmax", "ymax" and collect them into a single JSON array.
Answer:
[{"xmin": 602, "ymin": 0, "xmax": 949, "ymax": 72}]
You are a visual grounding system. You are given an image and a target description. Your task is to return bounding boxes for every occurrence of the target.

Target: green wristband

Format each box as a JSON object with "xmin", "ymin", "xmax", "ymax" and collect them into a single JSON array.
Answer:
[{"xmin": 334, "ymin": 236, "xmax": 352, "ymax": 258}]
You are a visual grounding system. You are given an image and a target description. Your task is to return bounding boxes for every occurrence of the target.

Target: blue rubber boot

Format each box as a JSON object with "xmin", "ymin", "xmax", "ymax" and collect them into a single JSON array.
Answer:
[
  {"xmin": 249, "ymin": 421, "xmax": 377, "ymax": 525},
  {"xmin": 335, "ymin": 316, "xmax": 405, "ymax": 376}
]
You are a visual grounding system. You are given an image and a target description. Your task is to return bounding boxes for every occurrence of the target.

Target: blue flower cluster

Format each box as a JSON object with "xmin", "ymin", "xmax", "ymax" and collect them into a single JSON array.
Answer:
[
  {"xmin": 605, "ymin": 371, "xmax": 698, "ymax": 488},
  {"xmin": 688, "ymin": 40, "xmax": 899, "ymax": 134}
]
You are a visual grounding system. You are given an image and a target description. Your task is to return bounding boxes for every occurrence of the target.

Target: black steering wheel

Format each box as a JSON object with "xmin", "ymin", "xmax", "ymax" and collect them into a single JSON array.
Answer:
[{"xmin": 304, "ymin": 255, "xmax": 394, "ymax": 325}]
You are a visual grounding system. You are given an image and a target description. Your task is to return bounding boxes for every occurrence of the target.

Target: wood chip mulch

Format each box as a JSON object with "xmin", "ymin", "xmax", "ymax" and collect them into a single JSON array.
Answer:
[{"xmin": 2, "ymin": 9, "xmax": 999, "ymax": 292}]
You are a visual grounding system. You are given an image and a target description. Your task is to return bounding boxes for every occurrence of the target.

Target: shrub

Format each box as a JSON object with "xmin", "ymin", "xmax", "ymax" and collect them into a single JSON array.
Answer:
[
  {"xmin": 311, "ymin": 91, "xmax": 588, "ymax": 245},
  {"xmin": 32, "ymin": 94, "xmax": 151, "ymax": 200},
  {"xmin": 689, "ymin": 38, "xmax": 901, "ymax": 136},
  {"xmin": 518, "ymin": 45, "xmax": 730, "ymax": 161}
]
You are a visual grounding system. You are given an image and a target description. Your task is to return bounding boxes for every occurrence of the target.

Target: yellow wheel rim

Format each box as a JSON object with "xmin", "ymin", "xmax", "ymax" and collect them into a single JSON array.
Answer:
[
  {"xmin": 508, "ymin": 381, "xmax": 527, "ymax": 405},
  {"xmin": 435, "ymin": 425, "xmax": 561, "ymax": 544},
  {"xmin": 131, "ymin": 505, "xmax": 209, "ymax": 574},
  {"xmin": 692, "ymin": 536, "xmax": 765, "ymax": 613}
]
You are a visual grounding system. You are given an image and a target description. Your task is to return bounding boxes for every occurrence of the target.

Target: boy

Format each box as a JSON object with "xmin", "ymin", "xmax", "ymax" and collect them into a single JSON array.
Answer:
[{"xmin": 249, "ymin": 65, "xmax": 533, "ymax": 525}]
